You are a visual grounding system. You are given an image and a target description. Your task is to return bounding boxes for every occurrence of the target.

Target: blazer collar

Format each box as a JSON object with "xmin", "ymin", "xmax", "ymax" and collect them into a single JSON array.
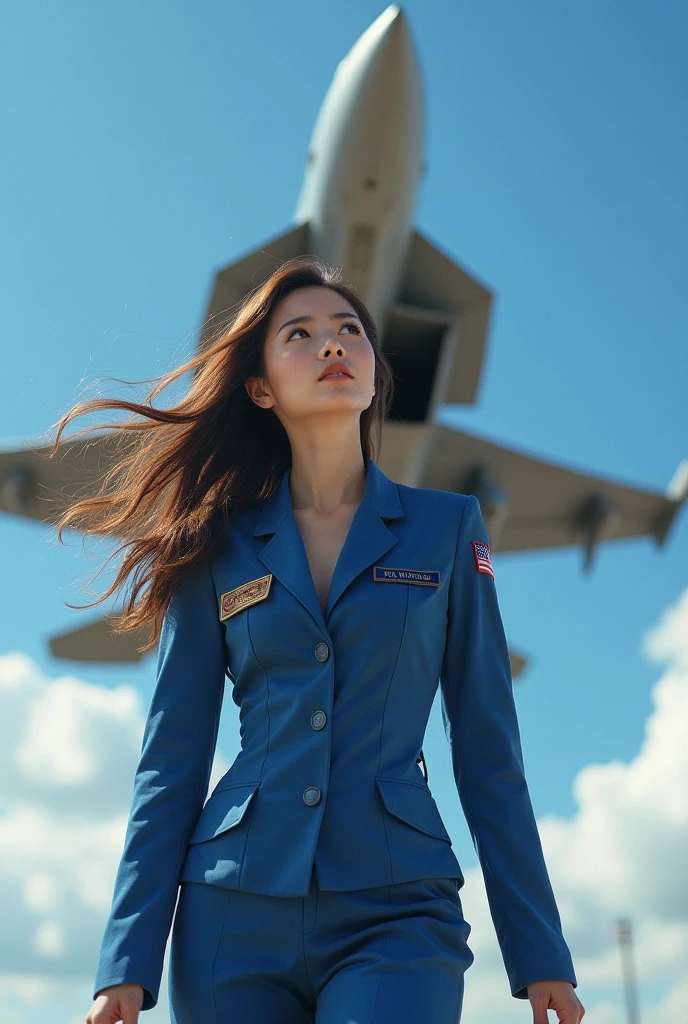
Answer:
[
  {"xmin": 253, "ymin": 455, "xmax": 403, "ymax": 538},
  {"xmin": 252, "ymin": 455, "xmax": 404, "ymax": 630}
]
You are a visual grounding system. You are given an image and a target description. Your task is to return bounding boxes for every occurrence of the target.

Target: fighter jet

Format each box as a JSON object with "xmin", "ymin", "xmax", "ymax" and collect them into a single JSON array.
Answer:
[{"xmin": 1, "ymin": 4, "xmax": 685, "ymax": 671}]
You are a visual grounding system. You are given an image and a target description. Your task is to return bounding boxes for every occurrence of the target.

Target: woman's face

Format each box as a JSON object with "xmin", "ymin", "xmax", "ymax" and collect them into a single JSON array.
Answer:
[{"xmin": 246, "ymin": 285, "xmax": 376, "ymax": 428}]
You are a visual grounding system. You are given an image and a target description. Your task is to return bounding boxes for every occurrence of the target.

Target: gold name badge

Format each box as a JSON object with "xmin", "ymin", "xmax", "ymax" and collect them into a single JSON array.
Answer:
[{"xmin": 220, "ymin": 573, "xmax": 273, "ymax": 621}]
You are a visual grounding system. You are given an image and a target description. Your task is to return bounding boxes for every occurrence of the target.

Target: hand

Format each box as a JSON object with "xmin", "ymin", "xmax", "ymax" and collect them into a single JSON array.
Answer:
[
  {"xmin": 527, "ymin": 980, "xmax": 585, "ymax": 1024},
  {"xmin": 84, "ymin": 983, "xmax": 145, "ymax": 1023}
]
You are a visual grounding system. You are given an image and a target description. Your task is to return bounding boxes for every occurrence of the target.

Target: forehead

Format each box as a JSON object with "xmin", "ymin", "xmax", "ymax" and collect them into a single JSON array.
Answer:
[{"xmin": 269, "ymin": 285, "xmax": 356, "ymax": 326}]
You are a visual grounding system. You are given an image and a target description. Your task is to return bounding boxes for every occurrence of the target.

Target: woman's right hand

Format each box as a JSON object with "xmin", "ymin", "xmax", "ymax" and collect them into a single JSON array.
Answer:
[{"xmin": 85, "ymin": 983, "xmax": 145, "ymax": 1023}]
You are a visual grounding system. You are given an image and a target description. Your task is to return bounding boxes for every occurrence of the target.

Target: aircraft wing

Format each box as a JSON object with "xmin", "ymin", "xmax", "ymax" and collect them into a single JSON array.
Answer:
[
  {"xmin": 418, "ymin": 420, "xmax": 688, "ymax": 568},
  {"xmin": 0, "ymin": 430, "xmax": 132, "ymax": 529}
]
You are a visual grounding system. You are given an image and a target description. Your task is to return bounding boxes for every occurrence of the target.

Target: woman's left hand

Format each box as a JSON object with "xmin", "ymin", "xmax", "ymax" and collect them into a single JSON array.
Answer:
[{"xmin": 527, "ymin": 980, "xmax": 585, "ymax": 1023}]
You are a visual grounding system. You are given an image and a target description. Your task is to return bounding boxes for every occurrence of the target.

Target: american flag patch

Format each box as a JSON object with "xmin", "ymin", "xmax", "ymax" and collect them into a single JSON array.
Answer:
[{"xmin": 472, "ymin": 540, "xmax": 495, "ymax": 580}]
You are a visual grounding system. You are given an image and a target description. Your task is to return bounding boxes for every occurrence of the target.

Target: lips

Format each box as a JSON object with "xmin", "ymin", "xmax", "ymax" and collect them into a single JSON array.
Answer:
[{"xmin": 319, "ymin": 361, "xmax": 354, "ymax": 380}]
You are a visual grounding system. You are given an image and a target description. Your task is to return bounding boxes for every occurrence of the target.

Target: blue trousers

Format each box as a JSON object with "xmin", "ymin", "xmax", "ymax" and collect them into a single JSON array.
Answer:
[{"xmin": 168, "ymin": 868, "xmax": 474, "ymax": 1023}]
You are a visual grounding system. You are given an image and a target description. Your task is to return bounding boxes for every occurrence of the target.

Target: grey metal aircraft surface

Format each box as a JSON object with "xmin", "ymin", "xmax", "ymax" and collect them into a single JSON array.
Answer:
[{"xmin": 2, "ymin": 4, "xmax": 686, "ymax": 673}]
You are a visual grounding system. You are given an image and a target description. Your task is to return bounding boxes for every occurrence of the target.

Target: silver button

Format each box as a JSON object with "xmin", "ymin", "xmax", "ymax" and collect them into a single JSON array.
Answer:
[
  {"xmin": 311, "ymin": 710, "xmax": 327, "ymax": 730},
  {"xmin": 314, "ymin": 642, "xmax": 330, "ymax": 662},
  {"xmin": 303, "ymin": 787, "xmax": 321, "ymax": 806}
]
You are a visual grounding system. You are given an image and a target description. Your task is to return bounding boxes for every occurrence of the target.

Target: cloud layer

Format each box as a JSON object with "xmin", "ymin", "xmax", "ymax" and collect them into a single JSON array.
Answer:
[{"xmin": 0, "ymin": 653, "xmax": 231, "ymax": 1021}]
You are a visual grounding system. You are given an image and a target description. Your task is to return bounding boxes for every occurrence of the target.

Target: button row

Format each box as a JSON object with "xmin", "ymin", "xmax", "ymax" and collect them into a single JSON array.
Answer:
[{"xmin": 306, "ymin": 642, "xmax": 330, "ymax": 802}]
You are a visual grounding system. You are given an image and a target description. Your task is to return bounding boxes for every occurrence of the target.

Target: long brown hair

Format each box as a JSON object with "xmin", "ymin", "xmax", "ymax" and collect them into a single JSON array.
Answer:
[{"xmin": 49, "ymin": 255, "xmax": 394, "ymax": 653}]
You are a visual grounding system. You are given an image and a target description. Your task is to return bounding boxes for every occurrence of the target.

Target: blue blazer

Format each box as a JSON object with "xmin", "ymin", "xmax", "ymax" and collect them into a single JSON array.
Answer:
[{"xmin": 93, "ymin": 455, "xmax": 577, "ymax": 1009}]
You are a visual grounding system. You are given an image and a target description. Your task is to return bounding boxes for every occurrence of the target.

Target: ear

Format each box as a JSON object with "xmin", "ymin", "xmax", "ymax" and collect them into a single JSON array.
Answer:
[{"xmin": 245, "ymin": 377, "xmax": 275, "ymax": 410}]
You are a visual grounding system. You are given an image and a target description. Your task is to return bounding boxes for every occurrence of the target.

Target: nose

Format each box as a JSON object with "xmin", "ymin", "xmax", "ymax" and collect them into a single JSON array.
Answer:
[{"xmin": 319, "ymin": 336, "xmax": 346, "ymax": 357}]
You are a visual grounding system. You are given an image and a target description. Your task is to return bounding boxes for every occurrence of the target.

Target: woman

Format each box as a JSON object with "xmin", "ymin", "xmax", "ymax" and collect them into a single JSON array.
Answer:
[{"xmin": 60, "ymin": 256, "xmax": 583, "ymax": 1023}]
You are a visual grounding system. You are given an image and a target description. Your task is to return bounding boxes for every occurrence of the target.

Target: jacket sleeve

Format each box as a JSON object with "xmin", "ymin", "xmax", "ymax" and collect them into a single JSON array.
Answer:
[
  {"xmin": 92, "ymin": 562, "xmax": 226, "ymax": 1011},
  {"xmin": 439, "ymin": 494, "xmax": 578, "ymax": 1000}
]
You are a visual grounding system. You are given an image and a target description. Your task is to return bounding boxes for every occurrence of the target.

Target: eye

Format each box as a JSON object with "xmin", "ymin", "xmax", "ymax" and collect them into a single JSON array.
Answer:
[{"xmin": 286, "ymin": 320, "xmax": 362, "ymax": 341}]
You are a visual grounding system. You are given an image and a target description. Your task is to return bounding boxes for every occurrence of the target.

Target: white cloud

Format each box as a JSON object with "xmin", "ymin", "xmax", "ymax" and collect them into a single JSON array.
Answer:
[
  {"xmin": 0, "ymin": 650, "xmax": 231, "ymax": 1023},
  {"xmin": 0, "ymin": 652, "xmax": 143, "ymax": 814},
  {"xmin": 642, "ymin": 587, "xmax": 688, "ymax": 672},
  {"xmin": 33, "ymin": 921, "xmax": 66, "ymax": 958},
  {"xmin": 23, "ymin": 871, "xmax": 61, "ymax": 914}
]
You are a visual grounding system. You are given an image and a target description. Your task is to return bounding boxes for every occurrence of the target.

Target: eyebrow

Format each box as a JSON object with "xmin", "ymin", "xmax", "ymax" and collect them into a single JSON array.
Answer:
[{"xmin": 278, "ymin": 312, "xmax": 361, "ymax": 334}]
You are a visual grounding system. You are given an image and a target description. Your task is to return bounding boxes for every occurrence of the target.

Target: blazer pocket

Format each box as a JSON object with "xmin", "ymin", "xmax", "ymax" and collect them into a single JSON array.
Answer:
[
  {"xmin": 374, "ymin": 775, "xmax": 453, "ymax": 843},
  {"xmin": 187, "ymin": 780, "xmax": 261, "ymax": 844}
]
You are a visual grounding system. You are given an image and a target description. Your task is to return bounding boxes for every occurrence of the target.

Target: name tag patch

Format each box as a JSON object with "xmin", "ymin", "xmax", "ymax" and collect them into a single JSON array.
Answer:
[
  {"xmin": 220, "ymin": 573, "xmax": 273, "ymax": 621},
  {"xmin": 373, "ymin": 566, "xmax": 441, "ymax": 587}
]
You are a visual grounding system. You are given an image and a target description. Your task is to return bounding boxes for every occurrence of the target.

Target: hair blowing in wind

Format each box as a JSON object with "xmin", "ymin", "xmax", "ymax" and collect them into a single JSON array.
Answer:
[{"xmin": 48, "ymin": 255, "xmax": 394, "ymax": 654}]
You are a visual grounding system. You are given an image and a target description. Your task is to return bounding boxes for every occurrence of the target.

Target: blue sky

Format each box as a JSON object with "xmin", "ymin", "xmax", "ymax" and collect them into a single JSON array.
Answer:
[{"xmin": 1, "ymin": 2, "xmax": 686, "ymax": 1022}]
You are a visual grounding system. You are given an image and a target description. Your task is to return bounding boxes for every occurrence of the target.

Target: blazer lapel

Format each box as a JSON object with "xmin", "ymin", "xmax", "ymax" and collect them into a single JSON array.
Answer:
[
  {"xmin": 324, "ymin": 475, "xmax": 401, "ymax": 619},
  {"xmin": 265, "ymin": 516, "xmax": 326, "ymax": 629},
  {"xmin": 253, "ymin": 456, "xmax": 404, "ymax": 630}
]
